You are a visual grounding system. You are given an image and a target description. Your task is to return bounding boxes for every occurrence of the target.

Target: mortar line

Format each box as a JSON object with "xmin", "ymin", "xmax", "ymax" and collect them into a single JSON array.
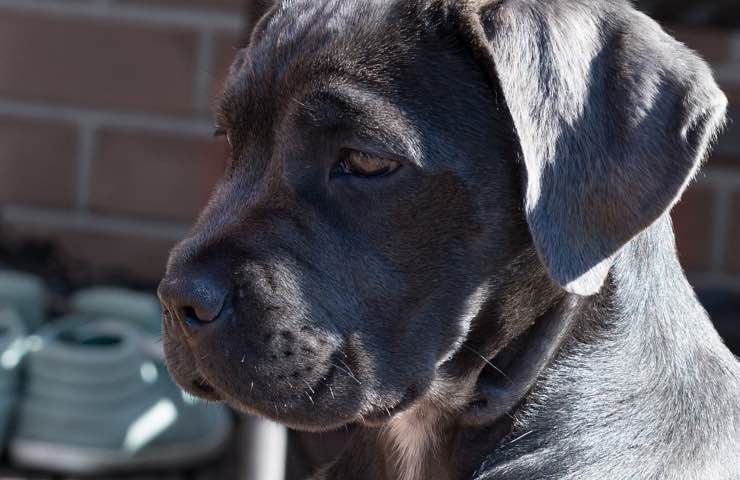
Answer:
[
  {"xmin": 193, "ymin": 29, "xmax": 217, "ymax": 114},
  {"xmin": 0, "ymin": 0, "xmax": 243, "ymax": 31},
  {"xmin": 75, "ymin": 124, "xmax": 97, "ymax": 211},
  {"xmin": 715, "ymin": 65, "xmax": 740, "ymax": 83},
  {"xmin": 708, "ymin": 185, "xmax": 732, "ymax": 272},
  {"xmin": 703, "ymin": 167, "xmax": 740, "ymax": 187},
  {"xmin": 688, "ymin": 272, "xmax": 740, "ymax": 295},
  {"xmin": 730, "ymin": 31, "xmax": 740, "ymax": 61},
  {"xmin": 0, "ymin": 98, "xmax": 215, "ymax": 136},
  {"xmin": 2, "ymin": 205, "xmax": 189, "ymax": 240}
]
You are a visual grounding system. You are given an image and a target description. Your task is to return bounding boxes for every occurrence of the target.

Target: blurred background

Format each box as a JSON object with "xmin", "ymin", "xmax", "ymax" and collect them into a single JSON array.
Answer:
[{"xmin": 0, "ymin": 0, "xmax": 737, "ymax": 479}]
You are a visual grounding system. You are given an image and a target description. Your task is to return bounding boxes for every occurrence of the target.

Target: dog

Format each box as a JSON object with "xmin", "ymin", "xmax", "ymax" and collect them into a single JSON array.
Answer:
[{"xmin": 157, "ymin": 1, "xmax": 740, "ymax": 478}]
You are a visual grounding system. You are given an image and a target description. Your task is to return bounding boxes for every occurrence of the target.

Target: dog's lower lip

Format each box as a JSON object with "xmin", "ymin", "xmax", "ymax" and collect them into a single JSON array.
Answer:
[
  {"xmin": 362, "ymin": 388, "xmax": 418, "ymax": 424},
  {"xmin": 188, "ymin": 378, "xmax": 222, "ymax": 401},
  {"xmin": 365, "ymin": 403, "xmax": 404, "ymax": 422}
]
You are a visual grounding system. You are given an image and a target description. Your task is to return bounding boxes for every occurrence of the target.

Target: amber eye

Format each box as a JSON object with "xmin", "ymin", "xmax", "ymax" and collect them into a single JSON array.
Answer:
[{"xmin": 335, "ymin": 150, "xmax": 400, "ymax": 178}]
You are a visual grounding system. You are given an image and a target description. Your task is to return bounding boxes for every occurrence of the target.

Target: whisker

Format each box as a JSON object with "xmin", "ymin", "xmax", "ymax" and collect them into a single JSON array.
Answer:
[
  {"xmin": 461, "ymin": 344, "xmax": 514, "ymax": 385},
  {"xmin": 507, "ymin": 430, "xmax": 533, "ymax": 445},
  {"xmin": 306, "ymin": 392, "xmax": 315, "ymax": 405},
  {"xmin": 338, "ymin": 359, "xmax": 362, "ymax": 385},
  {"xmin": 303, "ymin": 380, "xmax": 316, "ymax": 395},
  {"xmin": 331, "ymin": 362, "xmax": 362, "ymax": 385}
]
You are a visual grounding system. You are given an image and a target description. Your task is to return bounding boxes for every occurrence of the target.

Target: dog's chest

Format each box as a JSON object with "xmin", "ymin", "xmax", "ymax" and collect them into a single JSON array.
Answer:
[{"xmin": 382, "ymin": 409, "xmax": 453, "ymax": 480}]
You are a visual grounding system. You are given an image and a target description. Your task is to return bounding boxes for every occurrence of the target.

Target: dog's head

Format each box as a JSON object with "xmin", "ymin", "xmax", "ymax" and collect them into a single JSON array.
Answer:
[{"xmin": 159, "ymin": 0, "xmax": 725, "ymax": 431}]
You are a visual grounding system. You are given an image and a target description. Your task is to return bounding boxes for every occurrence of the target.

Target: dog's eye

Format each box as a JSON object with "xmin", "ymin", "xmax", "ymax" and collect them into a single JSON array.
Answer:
[{"xmin": 335, "ymin": 150, "xmax": 400, "ymax": 178}]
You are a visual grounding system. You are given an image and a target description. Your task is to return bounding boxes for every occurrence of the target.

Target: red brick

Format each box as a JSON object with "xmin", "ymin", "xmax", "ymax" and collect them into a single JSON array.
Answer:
[
  {"xmin": 672, "ymin": 183, "xmax": 715, "ymax": 271},
  {"xmin": 0, "ymin": 117, "xmax": 78, "ymax": 208},
  {"xmin": 710, "ymin": 153, "xmax": 740, "ymax": 168},
  {"xmin": 727, "ymin": 192, "xmax": 740, "ymax": 273},
  {"xmin": 211, "ymin": 33, "xmax": 245, "ymax": 101},
  {"xmin": 0, "ymin": 11, "xmax": 198, "ymax": 113},
  {"xmin": 4, "ymin": 221, "xmax": 177, "ymax": 283},
  {"xmin": 90, "ymin": 129, "xmax": 228, "ymax": 221},
  {"xmin": 671, "ymin": 27, "xmax": 732, "ymax": 64}
]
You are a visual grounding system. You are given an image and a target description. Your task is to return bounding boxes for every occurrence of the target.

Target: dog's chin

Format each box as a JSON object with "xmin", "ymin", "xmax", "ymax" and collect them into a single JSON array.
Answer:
[
  {"xmin": 356, "ymin": 390, "xmax": 421, "ymax": 427},
  {"xmin": 202, "ymin": 373, "xmax": 426, "ymax": 432},
  {"xmin": 163, "ymin": 323, "xmax": 431, "ymax": 431},
  {"xmin": 215, "ymin": 385, "xmax": 422, "ymax": 432},
  {"xmin": 208, "ymin": 384, "xmax": 361, "ymax": 432},
  {"xmin": 168, "ymin": 357, "xmax": 426, "ymax": 432}
]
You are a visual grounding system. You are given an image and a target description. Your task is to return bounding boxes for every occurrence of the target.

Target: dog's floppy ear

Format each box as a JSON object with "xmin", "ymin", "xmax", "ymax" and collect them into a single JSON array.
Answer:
[{"xmin": 460, "ymin": 0, "xmax": 726, "ymax": 295}]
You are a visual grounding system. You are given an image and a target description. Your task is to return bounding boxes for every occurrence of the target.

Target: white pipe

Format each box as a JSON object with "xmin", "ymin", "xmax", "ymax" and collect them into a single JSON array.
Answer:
[{"xmin": 242, "ymin": 416, "xmax": 288, "ymax": 480}]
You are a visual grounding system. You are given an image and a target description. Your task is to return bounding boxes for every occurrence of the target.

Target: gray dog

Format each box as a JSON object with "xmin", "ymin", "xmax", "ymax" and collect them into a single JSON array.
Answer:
[{"xmin": 158, "ymin": 0, "xmax": 740, "ymax": 478}]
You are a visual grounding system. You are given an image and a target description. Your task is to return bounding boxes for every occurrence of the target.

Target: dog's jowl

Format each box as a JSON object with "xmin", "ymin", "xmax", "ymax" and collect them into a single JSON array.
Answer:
[{"xmin": 157, "ymin": 1, "xmax": 740, "ymax": 479}]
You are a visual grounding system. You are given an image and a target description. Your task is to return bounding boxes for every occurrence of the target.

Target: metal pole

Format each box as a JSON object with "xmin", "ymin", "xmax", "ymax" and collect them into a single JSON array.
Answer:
[{"xmin": 241, "ymin": 416, "xmax": 288, "ymax": 480}]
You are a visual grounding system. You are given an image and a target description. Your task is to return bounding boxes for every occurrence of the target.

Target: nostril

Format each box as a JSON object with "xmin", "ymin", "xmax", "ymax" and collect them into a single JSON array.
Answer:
[
  {"xmin": 183, "ymin": 306, "xmax": 204, "ymax": 327},
  {"xmin": 157, "ymin": 273, "xmax": 229, "ymax": 328},
  {"xmin": 191, "ymin": 293, "xmax": 226, "ymax": 323}
]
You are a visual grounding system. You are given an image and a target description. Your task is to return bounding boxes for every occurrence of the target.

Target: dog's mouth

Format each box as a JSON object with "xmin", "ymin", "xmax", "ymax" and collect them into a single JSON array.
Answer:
[
  {"xmin": 358, "ymin": 387, "xmax": 421, "ymax": 426},
  {"xmin": 185, "ymin": 375, "xmax": 223, "ymax": 402},
  {"xmin": 202, "ymin": 355, "xmax": 419, "ymax": 429},
  {"xmin": 164, "ymin": 318, "xmax": 426, "ymax": 430}
]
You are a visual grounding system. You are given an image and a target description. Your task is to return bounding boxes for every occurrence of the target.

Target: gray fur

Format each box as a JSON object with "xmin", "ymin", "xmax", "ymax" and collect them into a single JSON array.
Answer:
[
  {"xmin": 474, "ymin": 216, "xmax": 740, "ymax": 479},
  {"xmin": 466, "ymin": 0, "xmax": 728, "ymax": 295}
]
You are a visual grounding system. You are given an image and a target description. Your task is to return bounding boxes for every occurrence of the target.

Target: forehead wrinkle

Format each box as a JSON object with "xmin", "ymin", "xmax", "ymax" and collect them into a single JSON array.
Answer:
[
  {"xmin": 221, "ymin": 0, "xmax": 429, "ymax": 159},
  {"xmin": 290, "ymin": 85, "xmax": 423, "ymax": 165},
  {"xmin": 257, "ymin": 0, "xmax": 400, "ymax": 75},
  {"xmin": 217, "ymin": 49, "xmax": 267, "ymax": 133},
  {"xmin": 221, "ymin": 2, "xmax": 354, "ymax": 133}
]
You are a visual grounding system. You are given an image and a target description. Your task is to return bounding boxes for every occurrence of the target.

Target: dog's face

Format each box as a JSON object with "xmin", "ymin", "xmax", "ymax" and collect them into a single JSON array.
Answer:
[
  {"xmin": 159, "ymin": 0, "xmax": 725, "ymax": 432},
  {"xmin": 160, "ymin": 0, "xmax": 528, "ymax": 431}
]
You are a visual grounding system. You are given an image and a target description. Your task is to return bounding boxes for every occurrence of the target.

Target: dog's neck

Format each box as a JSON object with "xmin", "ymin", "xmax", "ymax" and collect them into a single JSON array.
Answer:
[
  {"xmin": 475, "ymin": 215, "xmax": 740, "ymax": 478},
  {"xmin": 317, "ymin": 215, "xmax": 740, "ymax": 480}
]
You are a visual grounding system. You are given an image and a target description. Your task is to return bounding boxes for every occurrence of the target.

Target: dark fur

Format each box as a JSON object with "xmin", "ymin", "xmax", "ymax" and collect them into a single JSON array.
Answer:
[{"xmin": 158, "ymin": 1, "xmax": 740, "ymax": 478}]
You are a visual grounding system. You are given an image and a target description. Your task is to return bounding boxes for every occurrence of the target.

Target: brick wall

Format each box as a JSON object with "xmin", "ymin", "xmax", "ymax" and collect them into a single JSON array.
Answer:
[
  {"xmin": 671, "ymin": 28, "xmax": 740, "ymax": 294},
  {"xmin": 0, "ymin": 2, "xmax": 738, "ymax": 292},
  {"xmin": 0, "ymin": 0, "xmax": 244, "ymax": 281}
]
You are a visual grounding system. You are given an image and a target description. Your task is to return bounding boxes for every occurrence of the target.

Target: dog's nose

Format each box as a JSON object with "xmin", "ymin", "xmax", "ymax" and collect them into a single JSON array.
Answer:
[{"xmin": 158, "ymin": 272, "xmax": 228, "ymax": 326}]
